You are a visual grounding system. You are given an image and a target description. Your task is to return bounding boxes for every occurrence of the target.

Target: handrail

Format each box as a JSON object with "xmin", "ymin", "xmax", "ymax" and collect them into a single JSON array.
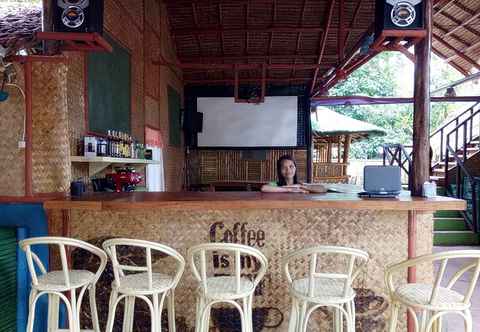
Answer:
[
  {"xmin": 430, "ymin": 102, "xmax": 479, "ymax": 137},
  {"xmin": 445, "ymin": 109, "xmax": 480, "ymax": 234},
  {"xmin": 430, "ymin": 102, "xmax": 479, "ymax": 167}
]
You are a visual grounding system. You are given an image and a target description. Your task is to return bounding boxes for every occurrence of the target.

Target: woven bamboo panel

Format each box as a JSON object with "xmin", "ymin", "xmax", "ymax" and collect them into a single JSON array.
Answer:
[
  {"xmin": 70, "ymin": 209, "xmax": 433, "ymax": 332},
  {"xmin": 145, "ymin": 24, "xmax": 160, "ymax": 99},
  {"xmin": 192, "ymin": 149, "xmax": 307, "ymax": 185},
  {"xmin": 0, "ymin": 64, "xmax": 25, "ymax": 196},
  {"xmin": 144, "ymin": 0, "xmax": 161, "ymax": 34},
  {"xmin": 31, "ymin": 62, "xmax": 71, "ymax": 194},
  {"xmin": 145, "ymin": 96, "xmax": 160, "ymax": 128}
]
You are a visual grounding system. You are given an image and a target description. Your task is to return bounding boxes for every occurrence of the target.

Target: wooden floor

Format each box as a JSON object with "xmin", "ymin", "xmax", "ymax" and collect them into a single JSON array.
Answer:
[{"xmin": 433, "ymin": 246, "xmax": 480, "ymax": 332}]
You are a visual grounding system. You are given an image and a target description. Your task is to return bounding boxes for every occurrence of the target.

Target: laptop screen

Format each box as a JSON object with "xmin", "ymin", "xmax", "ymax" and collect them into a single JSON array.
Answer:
[{"xmin": 363, "ymin": 166, "xmax": 402, "ymax": 193}]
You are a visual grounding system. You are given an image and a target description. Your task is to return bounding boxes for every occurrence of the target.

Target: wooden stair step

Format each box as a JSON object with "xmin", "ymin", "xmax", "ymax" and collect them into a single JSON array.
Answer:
[{"xmin": 434, "ymin": 230, "xmax": 480, "ymax": 246}]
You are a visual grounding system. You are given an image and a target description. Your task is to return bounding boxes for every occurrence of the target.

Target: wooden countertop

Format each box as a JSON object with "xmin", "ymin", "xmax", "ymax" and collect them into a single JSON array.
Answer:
[{"xmin": 43, "ymin": 192, "xmax": 466, "ymax": 211}]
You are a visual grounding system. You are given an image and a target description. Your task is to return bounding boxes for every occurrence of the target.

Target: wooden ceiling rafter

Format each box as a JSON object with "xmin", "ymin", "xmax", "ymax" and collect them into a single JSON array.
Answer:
[
  {"xmin": 432, "ymin": 46, "xmax": 470, "ymax": 76},
  {"xmin": 171, "ymin": 26, "xmax": 366, "ymax": 36},
  {"xmin": 218, "ymin": 3, "xmax": 225, "ymax": 80},
  {"xmin": 338, "ymin": 0, "xmax": 345, "ymax": 62},
  {"xmin": 310, "ymin": 0, "xmax": 336, "ymax": 96},
  {"xmin": 291, "ymin": 0, "xmax": 308, "ymax": 79},
  {"xmin": 432, "ymin": 32, "xmax": 480, "ymax": 71},
  {"xmin": 444, "ymin": 9, "xmax": 480, "ymax": 38}
]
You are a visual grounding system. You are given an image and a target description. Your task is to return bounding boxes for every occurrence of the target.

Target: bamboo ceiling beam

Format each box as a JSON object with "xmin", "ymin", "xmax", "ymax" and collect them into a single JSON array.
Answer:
[
  {"xmin": 435, "ymin": 10, "xmax": 480, "ymax": 45},
  {"xmin": 432, "ymin": 46, "xmax": 470, "ymax": 76},
  {"xmin": 171, "ymin": 26, "xmax": 366, "ymax": 36},
  {"xmin": 444, "ymin": 10, "xmax": 480, "ymax": 37},
  {"xmin": 310, "ymin": 0, "xmax": 336, "ymax": 96},
  {"xmin": 343, "ymin": 0, "xmax": 363, "ymax": 50},
  {"xmin": 291, "ymin": 0, "xmax": 308, "ymax": 79},
  {"xmin": 185, "ymin": 77, "xmax": 310, "ymax": 84},
  {"xmin": 338, "ymin": 0, "xmax": 345, "ymax": 62},
  {"xmin": 432, "ymin": 32, "xmax": 480, "ymax": 70},
  {"xmin": 178, "ymin": 54, "xmax": 337, "ymax": 62},
  {"xmin": 444, "ymin": 38, "xmax": 480, "ymax": 62},
  {"xmin": 170, "ymin": 63, "xmax": 332, "ymax": 70}
]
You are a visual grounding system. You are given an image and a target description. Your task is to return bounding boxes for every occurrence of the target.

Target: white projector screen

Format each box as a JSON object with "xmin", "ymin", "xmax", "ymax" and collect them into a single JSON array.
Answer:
[{"xmin": 197, "ymin": 96, "xmax": 298, "ymax": 147}]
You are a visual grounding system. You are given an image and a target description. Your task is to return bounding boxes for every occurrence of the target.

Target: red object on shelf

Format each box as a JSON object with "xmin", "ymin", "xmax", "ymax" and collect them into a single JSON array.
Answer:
[{"xmin": 36, "ymin": 31, "xmax": 113, "ymax": 53}]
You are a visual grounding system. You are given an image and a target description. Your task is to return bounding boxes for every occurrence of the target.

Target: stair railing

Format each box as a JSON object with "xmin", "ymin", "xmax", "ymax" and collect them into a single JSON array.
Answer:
[
  {"xmin": 383, "ymin": 143, "xmax": 413, "ymax": 188},
  {"xmin": 445, "ymin": 110, "xmax": 480, "ymax": 234},
  {"xmin": 430, "ymin": 102, "xmax": 479, "ymax": 168}
]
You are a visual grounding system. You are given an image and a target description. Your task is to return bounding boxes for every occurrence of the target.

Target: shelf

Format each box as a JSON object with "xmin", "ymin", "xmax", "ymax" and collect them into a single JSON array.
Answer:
[
  {"xmin": 37, "ymin": 32, "xmax": 113, "ymax": 53},
  {"xmin": 71, "ymin": 156, "xmax": 160, "ymax": 176}
]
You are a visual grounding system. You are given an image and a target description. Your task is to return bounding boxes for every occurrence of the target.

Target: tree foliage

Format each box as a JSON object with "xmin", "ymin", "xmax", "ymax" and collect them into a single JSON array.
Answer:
[{"xmin": 326, "ymin": 52, "xmax": 464, "ymax": 159}]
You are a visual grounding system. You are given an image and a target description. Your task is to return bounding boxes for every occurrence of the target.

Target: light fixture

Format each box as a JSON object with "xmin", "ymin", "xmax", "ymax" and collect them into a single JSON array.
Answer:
[{"xmin": 444, "ymin": 87, "xmax": 456, "ymax": 97}]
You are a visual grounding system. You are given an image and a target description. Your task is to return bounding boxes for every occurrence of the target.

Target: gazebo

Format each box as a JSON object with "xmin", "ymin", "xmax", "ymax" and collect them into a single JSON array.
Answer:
[{"xmin": 311, "ymin": 107, "xmax": 386, "ymax": 183}]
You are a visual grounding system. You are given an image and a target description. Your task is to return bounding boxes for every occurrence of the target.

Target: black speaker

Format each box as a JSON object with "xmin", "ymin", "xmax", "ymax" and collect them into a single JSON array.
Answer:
[
  {"xmin": 375, "ymin": 0, "xmax": 424, "ymax": 36},
  {"xmin": 53, "ymin": 0, "xmax": 104, "ymax": 33},
  {"xmin": 184, "ymin": 111, "xmax": 203, "ymax": 146}
]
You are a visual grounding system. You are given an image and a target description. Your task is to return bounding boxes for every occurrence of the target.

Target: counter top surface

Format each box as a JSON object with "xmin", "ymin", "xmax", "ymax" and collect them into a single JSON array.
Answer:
[{"xmin": 43, "ymin": 192, "xmax": 466, "ymax": 211}]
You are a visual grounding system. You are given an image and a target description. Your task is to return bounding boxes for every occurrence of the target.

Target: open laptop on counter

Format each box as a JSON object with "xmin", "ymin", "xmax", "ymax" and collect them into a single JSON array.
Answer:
[{"xmin": 357, "ymin": 165, "xmax": 402, "ymax": 198}]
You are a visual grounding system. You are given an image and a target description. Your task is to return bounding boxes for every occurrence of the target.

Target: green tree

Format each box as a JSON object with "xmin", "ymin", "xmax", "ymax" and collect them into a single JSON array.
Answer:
[{"xmin": 325, "ymin": 52, "xmax": 463, "ymax": 159}]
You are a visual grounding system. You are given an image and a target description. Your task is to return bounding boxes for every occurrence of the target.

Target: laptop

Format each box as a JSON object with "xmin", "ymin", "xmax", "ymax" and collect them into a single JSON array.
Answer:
[{"xmin": 358, "ymin": 166, "xmax": 402, "ymax": 198}]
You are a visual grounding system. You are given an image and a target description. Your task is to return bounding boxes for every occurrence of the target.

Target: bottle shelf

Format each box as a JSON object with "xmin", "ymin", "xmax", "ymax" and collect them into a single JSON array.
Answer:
[{"xmin": 71, "ymin": 156, "xmax": 160, "ymax": 176}]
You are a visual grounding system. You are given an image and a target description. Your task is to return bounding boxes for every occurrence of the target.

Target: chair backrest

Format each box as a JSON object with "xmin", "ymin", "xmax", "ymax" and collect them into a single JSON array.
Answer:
[
  {"xmin": 282, "ymin": 246, "xmax": 369, "ymax": 298},
  {"xmin": 102, "ymin": 238, "xmax": 185, "ymax": 291},
  {"xmin": 386, "ymin": 250, "xmax": 480, "ymax": 305},
  {"xmin": 188, "ymin": 243, "xmax": 268, "ymax": 295},
  {"xmin": 19, "ymin": 236, "xmax": 107, "ymax": 288}
]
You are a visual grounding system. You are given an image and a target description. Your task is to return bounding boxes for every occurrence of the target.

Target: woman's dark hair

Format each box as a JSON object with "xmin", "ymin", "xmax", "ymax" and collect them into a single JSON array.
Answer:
[{"xmin": 277, "ymin": 155, "xmax": 298, "ymax": 186}]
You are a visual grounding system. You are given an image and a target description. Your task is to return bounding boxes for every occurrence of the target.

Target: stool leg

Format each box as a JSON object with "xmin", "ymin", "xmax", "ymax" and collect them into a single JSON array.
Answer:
[
  {"xmin": 89, "ymin": 285, "xmax": 101, "ymax": 332},
  {"xmin": 201, "ymin": 301, "xmax": 211, "ymax": 332},
  {"xmin": 153, "ymin": 293, "xmax": 161, "ymax": 332},
  {"xmin": 70, "ymin": 289, "xmax": 79, "ymax": 332},
  {"xmin": 26, "ymin": 290, "xmax": 38, "ymax": 332},
  {"xmin": 288, "ymin": 298, "xmax": 299, "ymax": 332},
  {"xmin": 298, "ymin": 301, "xmax": 307, "ymax": 332},
  {"xmin": 388, "ymin": 302, "xmax": 400, "ymax": 332},
  {"xmin": 334, "ymin": 307, "xmax": 344, "ymax": 332},
  {"xmin": 47, "ymin": 294, "xmax": 60, "ymax": 332},
  {"xmin": 167, "ymin": 289, "xmax": 176, "ymax": 332},
  {"xmin": 105, "ymin": 292, "xmax": 121, "ymax": 332},
  {"xmin": 242, "ymin": 297, "xmax": 251, "ymax": 332},
  {"xmin": 195, "ymin": 296, "xmax": 203, "ymax": 332},
  {"xmin": 464, "ymin": 309, "xmax": 473, "ymax": 332},
  {"xmin": 123, "ymin": 296, "xmax": 136, "ymax": 332}
]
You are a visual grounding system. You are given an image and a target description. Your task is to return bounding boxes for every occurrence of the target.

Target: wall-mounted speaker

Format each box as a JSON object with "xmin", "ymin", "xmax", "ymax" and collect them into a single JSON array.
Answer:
[
  {"xmin": 53, "ymin": 0, "xmax": 104, "ymax": 33},
  {"xmin": 375, "ymin": 0, "xmax": 424, "ymax": 36}
]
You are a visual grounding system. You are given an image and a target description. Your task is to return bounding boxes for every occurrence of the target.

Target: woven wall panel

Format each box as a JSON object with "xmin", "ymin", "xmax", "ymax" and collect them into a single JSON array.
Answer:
[
  {"xmin": 71, "ymin": 209, "xmax": 433, "ymax": 331},
  {"xmin": 145, "ymin": 25, "xmax": 160, "ymax": 99},
  {"xmin": 145, "ymin": 96, "xmax": 160, "ymax": 128},
  {"xmin": 0, "ymin": 64, "xmax": 25, "ymax": 196},
  {"xmin": 145, "ymin": 0, "xmax": 161, "ymax": 35},
  {"xmin": 192, "ymin": 149, "xmax": 307, "ymax": 184},
  {"xmin": 31, "ymin": 62, "xmax": 71, "ymax": 194}
]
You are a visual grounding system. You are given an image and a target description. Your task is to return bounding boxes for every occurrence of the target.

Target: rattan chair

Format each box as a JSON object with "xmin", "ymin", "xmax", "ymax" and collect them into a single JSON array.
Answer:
[
  {"xmin": 19, "ymin": 236, "xmax": 107, "ymax": 332},
  {"xmin": 188, "ymin": 243, "xmax": 268, "ymax": 332},
  {"xmin": 283, "ymin": 246, "xmax": 369, "ymax": 332},
  {"xmin": 385, "ymin": 250, "xmax": 480, "ymax": 332},
  {"xmin": 102, "ymin": 238, "xmax": 185, "ymax": 332}
]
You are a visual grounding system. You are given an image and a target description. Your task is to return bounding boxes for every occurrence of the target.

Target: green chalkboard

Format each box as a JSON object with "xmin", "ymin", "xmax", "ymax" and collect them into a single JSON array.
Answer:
[
  {"xmin": 168, "ymin": 85, "xmax": 181, "ymax": 146},
  {"xmin": 87, "ymin": 34, "xmax": 131, "ymax": 134}
]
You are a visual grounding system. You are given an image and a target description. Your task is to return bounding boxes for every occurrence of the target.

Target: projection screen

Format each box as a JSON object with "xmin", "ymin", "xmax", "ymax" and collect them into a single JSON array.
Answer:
[{"xmin": 197, "ymin": 96, "xmax": 298, "ymax": 147}]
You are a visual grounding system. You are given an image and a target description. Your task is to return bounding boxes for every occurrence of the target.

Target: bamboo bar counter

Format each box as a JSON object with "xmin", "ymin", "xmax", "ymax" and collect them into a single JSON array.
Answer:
[{"xmin": 44, "ymin": 192, "xmax": 465, "ymax": 331}]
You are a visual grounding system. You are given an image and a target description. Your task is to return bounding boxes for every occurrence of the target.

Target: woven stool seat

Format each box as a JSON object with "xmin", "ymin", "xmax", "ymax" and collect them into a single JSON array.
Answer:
[
  {"xmin": 116, "ymin": 272, "xmax": 173, "ymax": 294},
  {"xmin": 395, "ymin": 283, "xmax": 466, "ymax": 310},
  {"xmin": 202, "ymin": 276, "xmax": 254, "ymax": 300},
  {"xmin": 292, "ymin": 277, "xmax": 356, "ymax": 303},
  {"xmin": 36, "ymin": 270, "xmax": 95, "ymax": 291}
]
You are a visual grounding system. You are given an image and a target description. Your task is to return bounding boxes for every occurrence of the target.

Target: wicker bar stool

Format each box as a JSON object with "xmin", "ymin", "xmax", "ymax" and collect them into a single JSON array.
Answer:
[
  {"xmin": 188, "ymin": 243, "xmax": 268, "ymax": 332},
  {"xmin": 282, "ymin": 246, "xmax": 369, "ymax": 332},
  {"xmin": 102, "ymin": 238, "xmax": 185, "ymax": 332},
  {"xmin": 385, "ymin": 250, "xmax": 480, "ymax": 332},
  {"xmin": 19, "ymin": 236, "xmax": 107, "ymax": 332}
]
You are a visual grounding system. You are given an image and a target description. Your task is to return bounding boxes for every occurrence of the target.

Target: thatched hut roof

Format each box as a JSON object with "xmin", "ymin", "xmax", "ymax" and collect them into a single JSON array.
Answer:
[
  {"xmin": 0, "ymin": 3, "xmax": 42, "ymax": 57},
  {"xmin": 312, "ymin": 107, "xmax": 386, "ymax": 141}
]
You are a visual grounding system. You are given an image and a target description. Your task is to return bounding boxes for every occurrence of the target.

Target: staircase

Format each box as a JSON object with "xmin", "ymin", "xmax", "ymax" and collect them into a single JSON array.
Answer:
[{"xmin": 384, "ymin": 102, "xmax": 480, "ymax": 245}]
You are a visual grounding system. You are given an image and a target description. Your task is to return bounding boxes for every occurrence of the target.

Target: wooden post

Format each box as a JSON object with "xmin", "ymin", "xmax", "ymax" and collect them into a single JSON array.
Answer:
[
  {"xmin": 412, "ymin": 0, "xmax": 432, "ymax": 196},
  {"xmin": 343, "ymin": 134, "xmax": 351, "ymax": 177}
]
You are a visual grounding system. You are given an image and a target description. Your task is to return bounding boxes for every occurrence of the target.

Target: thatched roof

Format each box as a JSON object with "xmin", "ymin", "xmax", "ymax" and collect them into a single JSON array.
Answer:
[
  {"xmin": 0, "ymin": 3, "xmax": 42, "ymax": 57},
  {"xmin": 312, "ymin": 107, "xmax": 386, "ymax": 141}
]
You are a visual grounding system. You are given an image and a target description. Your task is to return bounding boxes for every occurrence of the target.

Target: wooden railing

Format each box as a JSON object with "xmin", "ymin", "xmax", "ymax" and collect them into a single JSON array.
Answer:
[
  {"xmin": 312, "ymin": 162, "xmax": 348, "ymax": 183},
  {"xmin": 382, "ymin": 144, "xmax": 413, "ymax": 187},
  {"xmin": 445, "ymin": 109, "xmax": 480, "ymax": 234},
  {"xmin": 430, "ymin": 102, "xmax": 479, "ymax": 168}
]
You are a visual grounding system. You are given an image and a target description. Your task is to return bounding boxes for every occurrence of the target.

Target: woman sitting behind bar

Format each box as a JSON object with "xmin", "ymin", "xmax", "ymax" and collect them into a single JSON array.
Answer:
[{"xmin": 261, "ymin": 155, "xmax": 308, "ymax": 193}]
